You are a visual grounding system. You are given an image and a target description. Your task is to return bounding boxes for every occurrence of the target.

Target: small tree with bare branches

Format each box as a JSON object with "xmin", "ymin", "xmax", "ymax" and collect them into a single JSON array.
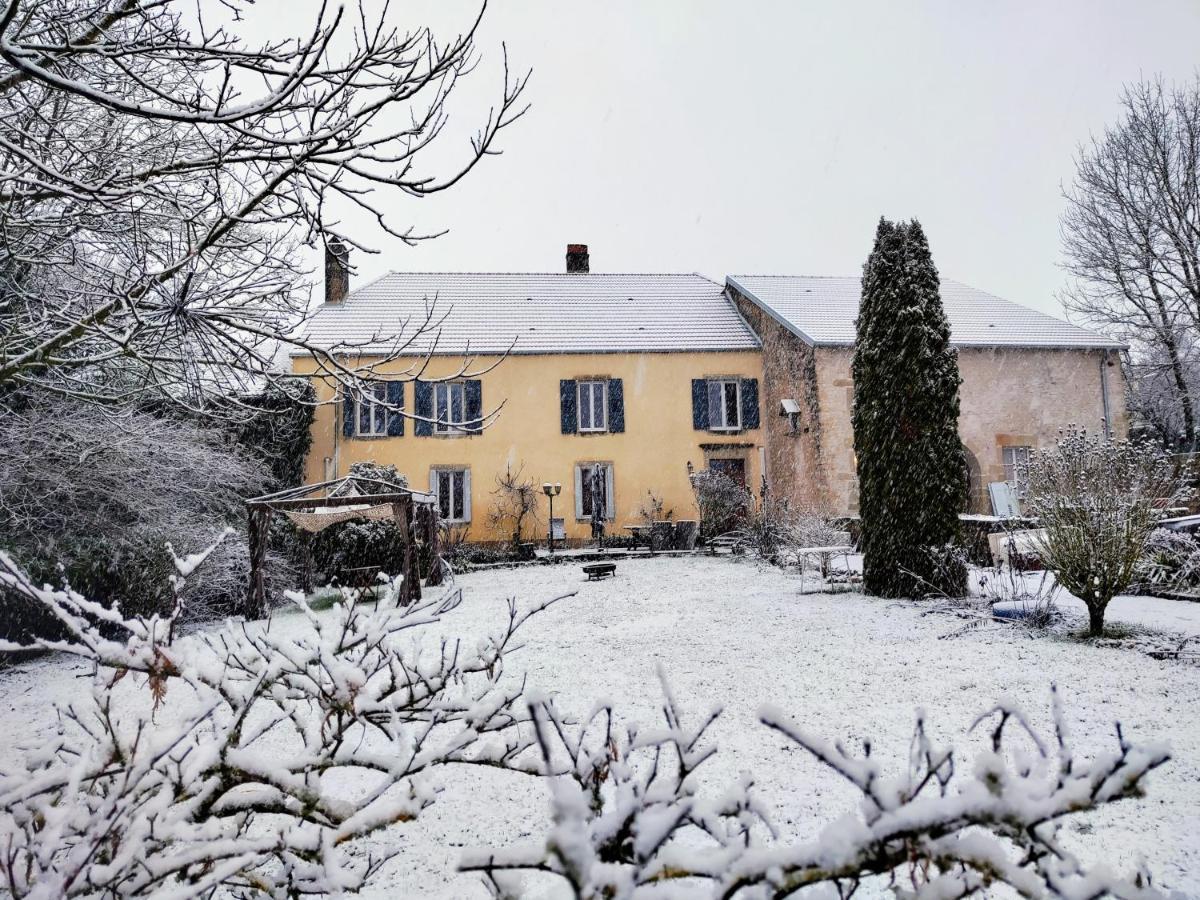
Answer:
[
  {"xmin": 1023, "ymin": 428, "xmax": 1191, "ymax": 636},
  {"xmin": 1062, "ymin": 77, "xmax": 1200, "ymax": 450},
  {"xmin": 488, "ymin": 463, "xmax": 541, "ymax": 551}
]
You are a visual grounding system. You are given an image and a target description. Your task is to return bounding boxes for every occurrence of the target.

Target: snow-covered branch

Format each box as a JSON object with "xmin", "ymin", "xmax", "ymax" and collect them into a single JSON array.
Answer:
[
  {"xmin": 465, "ymin": 681, "xmax": 1169, "ymax": 899},
  {"xmin": 0, "ymin": 545, "xmax": 569, "ymax": 897},
  {"xmin": 0, "ymin": 0, "xmax": 530, "ymax": 412}
]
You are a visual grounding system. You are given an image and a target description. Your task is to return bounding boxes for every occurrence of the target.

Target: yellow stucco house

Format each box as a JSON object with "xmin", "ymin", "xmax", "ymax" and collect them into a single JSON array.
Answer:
[
  {"xmin": 293, "ymin": 243, "xmax": 1126, "ymax": 540},
  {"xmin": 294, "ymin": 246, "xmax": 765, "ymax": 541}
]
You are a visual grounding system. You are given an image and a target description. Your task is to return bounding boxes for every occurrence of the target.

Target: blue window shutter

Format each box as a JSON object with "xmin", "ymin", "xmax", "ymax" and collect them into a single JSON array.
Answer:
[
  {"xmin": 560, "ymin": 380, "xmax": 578, "ymax": 434},
  {"xmin": 414, "ymin": 381, "xmax": 433, "ymax": 436},
  {"xmin": 691, "ymin": 379, "xmax": 709, "ymax": 430},
  {"xmin": 740, "ymin": 378, "xmax": 760, "ymax": 429},
  {"xmin": 608, "ymin": 379, "xmax": 625, "ymax": 433},
  {"xmin": 464, "ymin": 380, "xmax": 483, "ymax": 433},
  {"xmin": 385, "ymin": 381, "xmax": 404, "ymax": 436},
  {"xmin": 342, "ymin": 389, "xmax": 355, "ymax": 438}
]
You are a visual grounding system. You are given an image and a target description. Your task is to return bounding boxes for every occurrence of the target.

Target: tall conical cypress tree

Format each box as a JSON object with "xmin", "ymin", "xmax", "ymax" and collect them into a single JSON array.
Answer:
[{"xmin": 852, "ymin": 218, "xmax": 967, "ymax": 598}]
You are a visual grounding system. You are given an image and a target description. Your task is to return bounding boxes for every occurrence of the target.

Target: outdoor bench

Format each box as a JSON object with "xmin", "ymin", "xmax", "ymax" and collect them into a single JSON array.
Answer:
[{"xmin": 583, "ymin": 562, "xmax": 617, "ymax": 581}]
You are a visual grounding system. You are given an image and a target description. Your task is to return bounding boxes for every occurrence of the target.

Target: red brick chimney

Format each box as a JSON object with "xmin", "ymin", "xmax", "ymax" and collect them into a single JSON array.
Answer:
[
  {"xmin": 324, "ymin": 237, "xmax": 350, "ymax": 305},
  {"xmin": 566, "ymin": 243, "xmax": 589, "ymax": 273}
]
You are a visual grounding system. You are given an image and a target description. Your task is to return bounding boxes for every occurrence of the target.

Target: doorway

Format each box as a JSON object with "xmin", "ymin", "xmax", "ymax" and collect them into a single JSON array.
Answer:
[{"xmin": 708, "ymin": 457, "xmax": 747, "ymax": 488}]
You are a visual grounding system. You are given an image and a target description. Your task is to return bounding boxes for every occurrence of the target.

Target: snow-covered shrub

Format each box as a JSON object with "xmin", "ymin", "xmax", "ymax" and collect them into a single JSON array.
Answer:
[
  {"xmin": 346, "ymin": 460, "xmax": 410, "ymax": 492},
  {"xmin": 731, "ymin": 498, "xmax": 846, "ymax": 566},
  {"xmin": 308, "ymin": 518, "xmax": 407, "ymax": 585},
  {"xmin": 690, "ymin": 470, "xmax": 751, "ymax": 539},
  {"xmin": 466, "ymin": 675, "xmax": 1168, "ymax": 898},
  {"xmin": 302, "ymin": 462, "xmax": 415, "ymax": 585},
  {"xmin": 0, "ymin": 398, "xmax": 281, "ymax": 634},
  {"xmin": 0, "ymin": 536, "xmax": 568, "ymax": 897},
  {"xmin": 227, "ymin": 382, "xmax": 316, "ymax": 488},
  {"xmin": 1137, "ymin": 528, "xmax": 1200, "ymax": 595},
  {"xmin": 1022, "ymin": 429, "xmax": 1192, "ymax": 636}
]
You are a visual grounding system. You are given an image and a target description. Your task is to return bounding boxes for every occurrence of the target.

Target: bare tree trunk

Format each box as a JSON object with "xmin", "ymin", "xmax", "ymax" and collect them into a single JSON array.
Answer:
[
  {"xmin": 1162, "ymin": 327, "xmax": 1198, "ymax": 448},
  {"xmin": 1146, "ymin": 273, "xmax": 1198, "ymax": 448},
  {"xmin": 421, "ymin": 504, "xmax": 444, "ymax": 587},
  {"xmin": 1088, "ymin": 602, "xmax": 1107, "ymax": 637}
]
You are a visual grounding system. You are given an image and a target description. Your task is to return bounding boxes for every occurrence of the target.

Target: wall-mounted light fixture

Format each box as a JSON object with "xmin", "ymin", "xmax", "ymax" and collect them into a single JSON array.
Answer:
[{"xmin": 780, "ymin": 398, "xmax": 802, "ymax": 434}]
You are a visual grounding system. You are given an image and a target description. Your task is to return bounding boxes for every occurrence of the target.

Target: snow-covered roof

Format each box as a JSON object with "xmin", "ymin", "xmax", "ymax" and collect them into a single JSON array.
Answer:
[
  {"xmin": 296, "ymin": 273, "xmax": 761, "ymax": 356},
  {"xmin": 726, "ymin": 275, "xmax": 1125, "ymax": 350}
]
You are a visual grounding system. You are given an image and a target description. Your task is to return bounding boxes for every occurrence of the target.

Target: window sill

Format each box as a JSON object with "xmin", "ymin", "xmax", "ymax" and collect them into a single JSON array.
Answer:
[{"xmin": 352, "ymin": 433, "xmax": 394, "ymax": 440}]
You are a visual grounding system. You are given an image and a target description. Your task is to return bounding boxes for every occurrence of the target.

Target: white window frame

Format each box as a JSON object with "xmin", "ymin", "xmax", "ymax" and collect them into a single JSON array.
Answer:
[
  {"xmin": 355, "ymin": 382, "xmax": 388, "ymax": 437},
  {"xmin": 707, "ymin": 378, "xmax": 742, "ymax": 431},
  {"xmin": 574, "ymin": 462, "xmax": 615, "ymax": 521},
  {"xmin": 431, "ymin": 467, "xmax": 471, "ymax": 523},
  {"xmin": 434, "ymin": 382, "xmax": 467, "ymax": 434},
  {"xmin": 1002, "ymin": 446, "xmax": 1032, "ymax": 499},
  {"xmin": 577, "ymin": 380, "xmax": 608, "ymax": 433}
]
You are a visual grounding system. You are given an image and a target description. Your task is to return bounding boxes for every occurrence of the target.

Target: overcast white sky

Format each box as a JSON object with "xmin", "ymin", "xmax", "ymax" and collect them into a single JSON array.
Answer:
[{"xmin": 255, "ymin": 1, "xmax": 1200, "ymax": 318}]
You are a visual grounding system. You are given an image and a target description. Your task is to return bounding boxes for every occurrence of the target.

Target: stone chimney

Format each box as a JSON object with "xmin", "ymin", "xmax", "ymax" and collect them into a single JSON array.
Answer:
[
  {"xmin": 324, "ymin": 237, "xmax": 350, "ymax": 305},
  {"xmin": 566, "ymin": 243, "xmax": 589, "ymax": 273}
]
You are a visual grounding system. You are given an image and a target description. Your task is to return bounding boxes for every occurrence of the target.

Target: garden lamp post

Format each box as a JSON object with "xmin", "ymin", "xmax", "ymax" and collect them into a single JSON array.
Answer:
[{"xmin": 542, "ymin": 482, "xmax": 562, "ymax": 554}]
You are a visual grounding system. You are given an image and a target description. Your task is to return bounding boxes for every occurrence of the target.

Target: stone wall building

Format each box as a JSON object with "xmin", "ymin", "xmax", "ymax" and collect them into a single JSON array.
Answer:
[{"xmin": 726, "ymin": 275, "xmax": 1127, "ymax": 516}]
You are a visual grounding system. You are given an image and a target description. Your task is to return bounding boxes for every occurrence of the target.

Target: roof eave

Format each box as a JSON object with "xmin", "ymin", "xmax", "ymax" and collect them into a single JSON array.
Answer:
[
  {"xmin": 725, "ymin": 275, "xmax": 818, "ymax": 347},
  {"xmin": 809, "ymin": 340, "xmax": 1128, "ymax": 351}
]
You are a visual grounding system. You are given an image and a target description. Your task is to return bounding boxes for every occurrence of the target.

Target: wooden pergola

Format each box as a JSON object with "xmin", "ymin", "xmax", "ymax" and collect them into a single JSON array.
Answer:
[{"xmin": 244, "ymin": 475, "xmax": 441, "ymax": 617}]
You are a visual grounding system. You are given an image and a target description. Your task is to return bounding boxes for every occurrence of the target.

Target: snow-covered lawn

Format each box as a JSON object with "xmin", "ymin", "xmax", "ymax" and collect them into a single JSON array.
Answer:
[{"xmin": 3, "ymin": 556, "xmax": 1198, "ymax": 897}]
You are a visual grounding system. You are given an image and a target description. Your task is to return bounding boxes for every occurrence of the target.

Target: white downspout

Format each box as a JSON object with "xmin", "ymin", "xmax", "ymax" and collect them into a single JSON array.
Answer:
[{"xmin": 1099, "ymin": 350, "xmax": 1112, "ymax": 438}]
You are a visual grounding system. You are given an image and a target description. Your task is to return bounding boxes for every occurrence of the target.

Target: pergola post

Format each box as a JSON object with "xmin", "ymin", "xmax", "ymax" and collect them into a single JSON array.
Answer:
[
  {"xmin": 420, "ymin": 503, "xmax": 444, "ymax": 587},
  {"xmin": 392, "ymin": 497, "xmax": 420, "ymax": 605},
  {"xmin": 245, "ymin": 503, "xmax": 272, "ymax": 619}
]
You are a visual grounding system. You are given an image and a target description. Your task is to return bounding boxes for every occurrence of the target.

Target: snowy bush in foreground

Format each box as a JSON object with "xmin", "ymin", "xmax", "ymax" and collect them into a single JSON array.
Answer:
[
  {"xmin": 466, "ymin": 673, "xmax": 1169, "ymax": 899},
  {"xmin": 0, "ymin": 536, "xmax": 568, "ymax": 897}
]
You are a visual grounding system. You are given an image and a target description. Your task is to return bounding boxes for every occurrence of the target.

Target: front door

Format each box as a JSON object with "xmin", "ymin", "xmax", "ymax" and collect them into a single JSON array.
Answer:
[{"xmin": 708, "ymin": 457, "xmax": 747, "ymax": 488}]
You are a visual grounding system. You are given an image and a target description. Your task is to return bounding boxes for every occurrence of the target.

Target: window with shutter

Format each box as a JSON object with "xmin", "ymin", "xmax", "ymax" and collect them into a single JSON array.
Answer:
[
  {"xmin": 355, "ymin": 382, "xmax": 388, "ymax": 437},
  {"xmin": 705, "ymin": 379, "xmax": 742, "ymax": 431},
  {"xmin": 434, "ymin": 383, "xmax": 467, "ymax": 434},
  {"xmin": 577, "ymin": 380, "xmax": 608, "ymax": 432}
]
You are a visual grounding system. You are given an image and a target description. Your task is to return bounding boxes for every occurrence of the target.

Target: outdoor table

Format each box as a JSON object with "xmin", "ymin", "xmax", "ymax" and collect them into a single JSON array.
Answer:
[{"xmin": 795, "ymin": 545, "xmax": 854, "ymax": 594}]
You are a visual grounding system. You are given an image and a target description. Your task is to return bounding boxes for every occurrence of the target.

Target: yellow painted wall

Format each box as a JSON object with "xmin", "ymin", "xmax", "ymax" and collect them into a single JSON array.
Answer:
[{"xmin": 294, "ymin": 351, "xmax": 765, "ymax": 541}]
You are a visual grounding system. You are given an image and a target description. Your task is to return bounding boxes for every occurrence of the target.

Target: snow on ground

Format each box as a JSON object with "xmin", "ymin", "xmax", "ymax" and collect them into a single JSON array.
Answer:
[{"xmin": 2, "ymin": 556, "xmax": 1199, "ymax": 897}]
